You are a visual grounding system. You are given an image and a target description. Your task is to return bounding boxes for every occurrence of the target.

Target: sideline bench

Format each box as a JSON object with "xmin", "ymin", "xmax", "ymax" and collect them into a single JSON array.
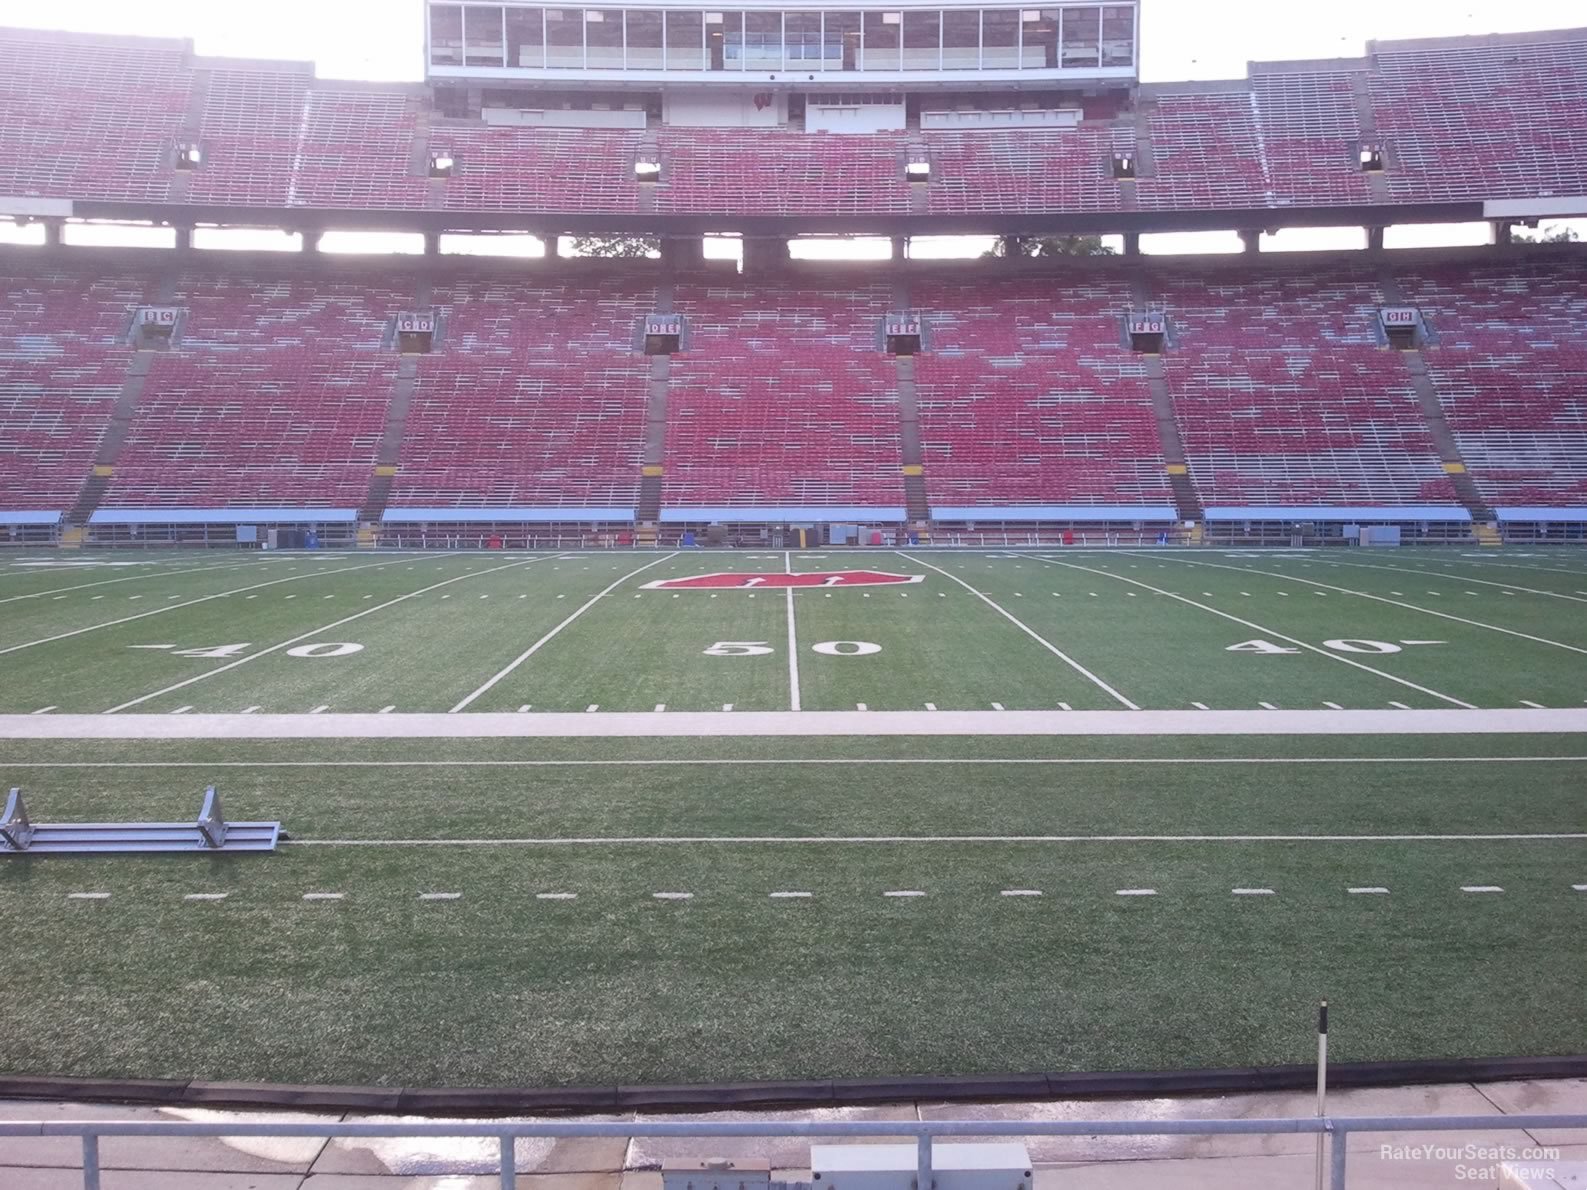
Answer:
[{"xmin": 0, "ymin": 787, "xmax": 280, "ymax": 854}]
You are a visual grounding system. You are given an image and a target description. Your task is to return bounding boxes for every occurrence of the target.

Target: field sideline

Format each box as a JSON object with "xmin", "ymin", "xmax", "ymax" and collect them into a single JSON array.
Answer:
[{"xmin": 1, "ymin": 547, "xmax": 1584, "ymax": 1090}]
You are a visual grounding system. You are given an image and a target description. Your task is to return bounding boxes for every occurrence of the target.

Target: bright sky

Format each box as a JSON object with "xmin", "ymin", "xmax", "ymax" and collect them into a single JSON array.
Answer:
[{"xmin": 0, "ymin": 0, "xmax": 1582, "ymax": 82}]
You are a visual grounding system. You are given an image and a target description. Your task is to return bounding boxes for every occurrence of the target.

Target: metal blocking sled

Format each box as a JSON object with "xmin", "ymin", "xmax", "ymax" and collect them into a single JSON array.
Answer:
[{"xmin": 0, "ymin": 787, "xmax": 280, "ymax": 854}]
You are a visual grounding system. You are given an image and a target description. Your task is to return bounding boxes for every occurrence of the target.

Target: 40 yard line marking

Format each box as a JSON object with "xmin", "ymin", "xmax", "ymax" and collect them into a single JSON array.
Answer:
[
  {"xmin": 785, "ymin": 550, "xmax": 801, "ymax": 712},
  {"xmin": 1157, "ymin": 555, "xmax": 1587, "ymax": 658},
  {"xmin": 0, "ymin": 557, "xmax": 400, "ymax": 661},
  {"xmin": 1020, "ymin": 555, "xmax": 1476, "ymax": 709},
  {"xmin": 898, "ymin": 551, "xmax": 1138, "ymax": 710},
  {"xmin": 449, "ymin": 553, "xmax": 679, "ymax": 713},
  {"xmin": 104, "ymin": 556, "xmax": 561, "ymax": 714}
]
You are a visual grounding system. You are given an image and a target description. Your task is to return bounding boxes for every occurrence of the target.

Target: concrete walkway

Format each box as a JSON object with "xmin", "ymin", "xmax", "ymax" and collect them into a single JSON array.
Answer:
[
  {"xmin": 6, "ymin": 707, "xmax": 1587, "ymax": 740},
  {"xmin": 2, "ymin": 1078, "xmax": 1583, "ymax": 1188}
]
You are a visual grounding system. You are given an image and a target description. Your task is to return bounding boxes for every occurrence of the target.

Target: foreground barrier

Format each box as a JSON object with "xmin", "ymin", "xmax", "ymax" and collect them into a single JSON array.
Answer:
[{"xmin": 0, "ymin": 786, "xmax": 280, "ymax": 854}]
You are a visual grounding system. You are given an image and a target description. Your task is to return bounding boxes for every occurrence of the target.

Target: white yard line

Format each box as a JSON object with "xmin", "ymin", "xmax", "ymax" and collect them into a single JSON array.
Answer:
[
  {"xmin": 1019, "ymin": 555, "xmax": 1476, "ymax": 709},
  {"xmin": 1239, "ymin": 555, "xmax": 1587, "ymax": 606},
  {"xmin": 1157, "ymin": 556, "xmax": 1587, "ymax": 658},
  {"xmin": 0, "ymin": 558, "xmax": 278, "ymax": 605},
  {"xmin": 449, "ymin": 553, "xmax": 679, "ymax": 712},
  {"xmin": 285, "ymin": 832, "xmax": 1587, "ymax": 847},
  {"xmin": 898, "ymin": 551, "xmax": 1138, "ymax": 710},
  {"xmin": 6, "ymin": 754, "xmax": 1586, "ymax": 768},
  {"xmin": 0, "ymin": 559, "xmax": 399, "ymax": 661},
  {"xmin": 9, "ymin": 707, "xmax": 1587, "ymax": 739},
  {"xmin": 785, "ymin": 550, "xmax": 802, "ymax": 712},
  {"xmin": 103, "ymin": 556, "xmax": 555, "ymax": 714}
]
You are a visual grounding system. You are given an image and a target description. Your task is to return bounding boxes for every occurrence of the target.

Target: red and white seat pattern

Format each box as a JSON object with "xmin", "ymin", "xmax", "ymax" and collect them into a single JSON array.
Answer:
[
  {"xmin": 1401, "ymin": 262, "xmax": 1587, "ymax": 507},
  {"xmin": 914, "ymin": 277, "xmax": 1169, "ymax": 507},
  {"xmin": 1159, "ymin": 268, "xmax": 1455, "ymax": 507},
  {"xmin": 101, "ymin": 273, "xmax": 405, "ymax": 508},
  {"xmin": 0, "ymin": 269, "xmax": 142, "ymax": 510},
  {"xmin": 392, "ymin": 278, "xmax": 653, "ymax": 508},
  {"xmin": 664, "ymin": 283, "xmax": 905, "ymax": 508}
]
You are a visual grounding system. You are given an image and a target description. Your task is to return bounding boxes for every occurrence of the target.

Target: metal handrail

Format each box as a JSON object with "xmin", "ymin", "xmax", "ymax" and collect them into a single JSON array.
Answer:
[{"xmin": 4, "ymin": 1112, "xmax": 1582, "ymax": 1190}]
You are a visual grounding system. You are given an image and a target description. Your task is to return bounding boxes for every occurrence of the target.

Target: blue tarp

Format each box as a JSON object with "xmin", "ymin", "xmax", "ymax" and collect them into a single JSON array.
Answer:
[
  {"xmin": 382, "ymin": 507, "xmax": 634, "ymax": 524},
  {"xmin": 660, "ymin": 507, "xmax": 907, "ymax": 523},
  {"xmin": 933, "ymin": 505, "xmax": 1178, "ymax": 523},
  {"xmin": 1496, "ymin": 507, "xmax": 1587, "ymax": 523},
  {"xmin": 1204, "ymin": 506, "xmax": 1472, "ymax": 523},
  {"xmin": 89, "ymin": 508, "xmax": 359, "ymax": 525}
]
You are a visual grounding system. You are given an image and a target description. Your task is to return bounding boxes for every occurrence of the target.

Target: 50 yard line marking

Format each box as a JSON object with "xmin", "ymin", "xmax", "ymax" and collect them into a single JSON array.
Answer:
[
  {"xmin": 898, "ymin": 551, "xmax": 1139, "ymax": 710},
  {"xmin": 785, "ymin": 549, "xmax": 802, "ymax": 712},
  {"xmin": 1020, "ymin": 555, "xmax": 1477, "ymax": 709},
  {"xmin": 104, "ymin": 555, "xmax": 561, "ymax": 714},
  {"xmin": 0, "ymin": 558, "xmax": 400, "ymax": 661},
  {"xmin": 449, "ymin": 553, "xmax": 679, "ymax": 713}
]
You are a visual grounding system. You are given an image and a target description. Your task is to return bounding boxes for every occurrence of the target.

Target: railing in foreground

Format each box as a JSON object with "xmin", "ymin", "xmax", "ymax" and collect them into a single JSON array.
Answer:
[{"xmin": 1, "ymin": 1113, "xmax": 1582, "ymax": 1190}]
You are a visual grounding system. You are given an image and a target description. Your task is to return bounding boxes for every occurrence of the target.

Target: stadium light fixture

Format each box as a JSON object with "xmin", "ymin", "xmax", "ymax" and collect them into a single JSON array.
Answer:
[
  {"xmin": 634, "ymin": 157, "xmax": 662, "ymax": 182},
  {"xmin": 429, "ymin": 152, "xmax": 456, "ymax": 178},
  {"xmin": 905, "ymin": 159, "xmax": 931, "ymax": 182},
  {"xmin": 174, "ymin": 143, "xmax": 204, "ymax": 170}
]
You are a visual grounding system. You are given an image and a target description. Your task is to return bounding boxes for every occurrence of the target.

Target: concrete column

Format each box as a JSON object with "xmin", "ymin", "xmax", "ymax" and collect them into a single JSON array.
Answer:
[
  {"xmin": 1123, "ymin": 231, "xmax": 1141, "ymax": 257},
  {"xmin": 1238, "ymin": 229, "xmax": 1261, "ymax": 255},
  {"xmin": 44, "ymin": 219, "xmax": 64, "ymax": 248},
  {"xmin": 1491, "ymin": 221, "xmax": 1514, "ymax": 247},
  {"xmin": 547, "ymin": 234, "xmax": 563, "ymax": 259},
  {"xmin": 1366, "ymin": 226, "xmax": 1385, "ymax": 253},
  {"xmin": 423, "ymin": 231, "xmax": 441, "ymax": 256},
  {"xmin": 891, "ymin": 235, "xmax": 907, "ymax": 260},
  {"xmin": 174, "ymin": 225, "xmax": 194, "ymax": 252}
]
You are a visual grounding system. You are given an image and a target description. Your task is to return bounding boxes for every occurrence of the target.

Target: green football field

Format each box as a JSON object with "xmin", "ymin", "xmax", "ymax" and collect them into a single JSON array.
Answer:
[{"xmin": 1, "ymin": 546, "xmax": 1585, "ymax": 1090}]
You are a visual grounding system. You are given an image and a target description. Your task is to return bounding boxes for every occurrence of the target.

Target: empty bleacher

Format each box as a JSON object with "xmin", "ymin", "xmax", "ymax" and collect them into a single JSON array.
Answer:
[
  {"xmin": 1134, "ymin": 89, "xmax": 1270, "ymax": 211},
  {"xmin": 652, "ymin": 128, "xmax": 910, "ymax": 217},
  {"xmin": 1251, "ymin": 67, "xmax": 1376, "ymax": 207},
  {"xmin": 0, "ymin": 269, "xmax": 141, "ymax": 512},
  {"xmin": 664, "ymin": 283, "xmax": 905, "ymax": 509},
  {"xmin": 100, "ymin": 272, "xmax": 404, "ymax": 509},
  {"xmin": 923, "ymin": 125, "xmax": 1127, "ymax": 215},
  {"xmin": 913, "ymin": 277, "xmax": 1171, "ymax": 509},
  {"xmin": 185, "ymin": 65, "xmax": 310, "ymax": 207},
  {"xmin": 1157, "ymin": 266, "xmax": 1456, "ymax": 508},
  {"xmin": 1401, "ymin": 260, "xmax": 1587, "ymax": 507},
  {"xmin": 390, "ymin": 278, "xmax": 653, "ymax": 510}
]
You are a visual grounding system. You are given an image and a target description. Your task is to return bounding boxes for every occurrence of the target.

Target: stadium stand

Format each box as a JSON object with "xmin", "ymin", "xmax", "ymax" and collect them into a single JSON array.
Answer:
[
  {"xmin": 2, "ymin": 25, "xmax": 1585, "ymax": 216},
  {"xmin": 913, "ymin": 276, "xmax": 1172, "ymax": 510},
  {"xmin": 389, "ymin": 277, "xmax": 653, "ymax": 511},
  {"xmin": 1156, "ymin": 265, "xmax": 1459, "ymax": 509},
  {"xmin": 664, "ymin": 282, "xmax": 906, "ymax": 512},
  {"xmin": 98, "ymin": 271, "xmax": 403, "ymax": 510},
  {"xmin": 1400, "ymin": 260, "xmax": 1587, "ymax": 508},
  {"xmin": 0, "ymin": 268, "xmax": 141, "ymax": 513}
]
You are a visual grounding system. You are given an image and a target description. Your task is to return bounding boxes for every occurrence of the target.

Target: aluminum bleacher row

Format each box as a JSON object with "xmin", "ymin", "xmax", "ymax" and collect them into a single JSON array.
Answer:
[
  {"xmin": 663, "ymin": 283, "xmax": 906, "ymax": 516},
  {"xmin": 2, "ymin": 25, "xmax": 1585, "ymax": 217},
  {"xmin": 914, "ymin": 277, "xmax": 1173, "ymax": 517},
  {"xmin": 2, "ymin": 257, "xmax": 1586, "ymax": 530},
  {"xmin": 1157, "ymin": 266, "xmax": 1458, "ymax": 509},
  {"xmin": 392, "ymin": 279, "xmax": 653, "ymax": 511},
  {"xmin": 1400, "ymin": 260, "xmax": 1587, "ymax": 512}
]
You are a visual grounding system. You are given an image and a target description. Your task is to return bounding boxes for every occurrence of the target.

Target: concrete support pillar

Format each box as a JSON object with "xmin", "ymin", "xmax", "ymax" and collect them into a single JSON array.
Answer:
[
  {"xmin": 1491, "ymin": 221, "xmax": 1514, "ymax": 247},
  {"xmin": 304, "ymin": 231, "xmax": 324, "ymax": 254},
  {"xmin": 1123, "ymin": 231, "xmax": 1141, "ymax": 257},
  {"xmin": 174, "ymin": 225, "xmax": 193, "ymax": 252},
  {"xmin": 1238, "ymin": 229, "xmax": 1261, "ymax": 255},
  {"xmin": 891, "ymin": 235, "xmax": 908, "ymax": 261},
  {"xmin": 547, "ymin": 234, "xmax": 563, "ymax": 259},
  {"xmin": 741, "ymin": 237, "xmax": 787, "ymax": 274},
  {"xmin": 44, "ymin": 219, "xmax": 64, "ymax": 248},
  {"xmin": 423, "ymin": 231, "xmax": 441, "ymax": 256},
  {"xmin": 1366, "ymin": 226, "xmax": 1385, "ymax": 253}
]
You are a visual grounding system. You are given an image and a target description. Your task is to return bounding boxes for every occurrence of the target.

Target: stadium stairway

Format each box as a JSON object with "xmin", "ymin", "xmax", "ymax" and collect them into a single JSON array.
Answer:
[
  {"xmin": 1379, "ymin": 270, "xmax": 1496, "ymax": 527},
  {"xmin": 1129, "ymin": 276, "xmax": 1204, "ymax": 524},
  {"xmin": 894, "ymin": 354, "xmax": 931, "ymax": 522},
  {"xmin": 358, "ymin": 354, "xmax": 421, "ymax": 526},
  {"xmin": 65, "ymin": 350, "xmax": 155, "ymax": 535},
  {"xmin": 636, "ymin": 280, "xmax": 675, "ymax": 527}
]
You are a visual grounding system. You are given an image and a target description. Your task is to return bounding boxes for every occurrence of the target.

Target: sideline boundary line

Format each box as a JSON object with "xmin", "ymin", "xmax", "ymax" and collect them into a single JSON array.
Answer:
[
  {"xmin": 4, "ymin": 755, "xmax": 1584, "ymax": 768},
  {"xmin": 1020, "ymin": 555, "xmax": 1476, "ymax": 708},
  {"xmin": 0, "ymin": 559, "xmax": 399, "ymax": 661},
  {"xmin": 285, "ymin": 832, "xmax": 1587, "ymax": 847},
  {"xmin": 7, "ymin": 707, "xmax": 1587, "ymax": 738},
  {"xmin": 1256, "ymin": 554, "xmax": 1587, "ymax": 605},
  {"xmin": 449, "ymin": 553, "xmax": 679, "ymax": 712},
  {"xmin": 898, "ymin": 551, "xmax": 1139, "ymax": 710},
  {"xmin": 104, "ymin": 556, "xmax": 559, "ymax": 714}
]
